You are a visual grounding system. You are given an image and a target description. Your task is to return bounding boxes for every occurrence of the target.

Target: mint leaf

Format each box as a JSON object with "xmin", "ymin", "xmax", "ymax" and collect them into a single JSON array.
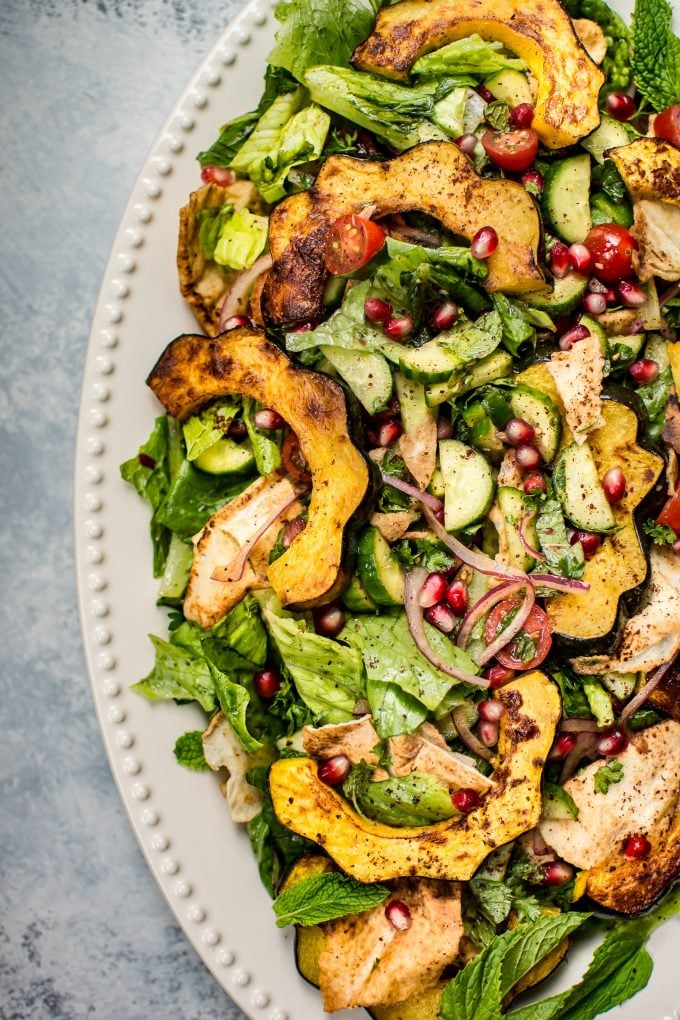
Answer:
[
  {"xmin": 643, "ymin": 519, "xmax": 677, "ymax": 545},
  {"xmin": 632, "ymin": 0, "xmax": 680, "ymax": 111},
  {"xmin": 272, "ymin": 872, "xmax": 389, "ymax": 927},
  {"xmin": 173, "ymin": 730, "xmax": 210, "ymax": 771},
  {"xmin": 469, "ymin": 878, "xmax": 514, "ymax": 926},
  {"xmin": 560, "ymin": 946, "xmax": 653, "ymax": 1020},
  {"xmin": 594, "ymin": 760, "xmax": 624, "ymax": 794}
]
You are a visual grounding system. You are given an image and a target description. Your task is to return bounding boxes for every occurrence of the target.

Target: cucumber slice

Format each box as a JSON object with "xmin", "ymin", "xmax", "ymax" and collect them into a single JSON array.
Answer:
[
  {"xmin": 509, "ymin": 385, "xmax": 562, "ymax": 464},
  {"xmin": 425, "ymin": 350, "xmax": 513, "ymax": 406},
  {"xmin": 428, "ymin": 462, "xmax": 445, "ymax": 499},
  {"xmin": 498, "ymin": 486, "xmax": 539, "ymax": 571},
  {"xmin": 484, "ymin": 69, "xmax": 533, "ymax": 107},
  {"xmin": 581, "ymin": 314, "xmax": 608, "ymax": 359},
  {"xmin": 553, "ymin": 443, "xmax": 616, "ymax": 533},
  {"xmin": 470, "ymin": 416, "xmax": 504, "ymax": 462},
  {"xmin": 543, "ymin": 783, "xmax": 579, "ymax": 821},
  {"xmin": 399, "ymin": 339, "xmax": 464, "ymax": 385},
  {"xmin": 581, "ymin": 115, "xmax": 636, "ymax": 164},
  {"xmin": 320, "ymin": 346, "xmax": 393, "ymax": 415},
  {"xmin": 543, "ymin": 154, "xmax": 592, "ymax": 244},
  {"xmin": 342, "ymin": 574, "xmax": 378, "ymax": 613},
  {"xmin": 194, "ymin": 437, "xmax": 256, "ymax": 476},
  {"xmin": 357, "ymin": 527, "xmax": 405, "ymax": 606},
  {"xmin": 395, "ymin": 373, "xmax": 435, "ymax": 434},
  {"xmin": 526, "ymin": 272, "xmax": 588, "ymax": 316},
  {"xmin": 439, "ymin": 439, "xmax": 495, "ymax": 532}
]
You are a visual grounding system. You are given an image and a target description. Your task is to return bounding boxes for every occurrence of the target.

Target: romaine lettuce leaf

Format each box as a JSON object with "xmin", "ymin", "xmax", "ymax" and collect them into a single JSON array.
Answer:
[
  {"xmin": 154, "ymin": 458, "xmax": 251, "ymax": 539},
  {"xmin": 242, "ymin": 398, "xmax": 282, "ymax": 474},
  {"xmin": 132, "ymin": 631, "xmax": 216, "ymax": 712},
  {"xmin": 120, "ymin": 416, "xmax": 171, "ymax": 576},
  {"xmin": 213, "ymin": 208, "xmax": 269, "ymax": 270},
  {"xmin": 182, "ymin": 400, "xmax": 240, "ymax": 461},
  {"xmin": 412, "ymin": 34, "xmax": 527, "ymax": 77},
  {"xmin": 492, "ymin": 293, "xmax": 537, "ymax": 358},
  {"xmin": 211, "ymin": 593, "xmax": 268, "ymax": 667},
  {"xmin": 269, "ymin": 0, "xmax": 378, "ymax": 82}
]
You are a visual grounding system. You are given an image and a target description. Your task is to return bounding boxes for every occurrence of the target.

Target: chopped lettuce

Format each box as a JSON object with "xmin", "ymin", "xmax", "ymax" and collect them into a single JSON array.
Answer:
[
  {"xmin": 343, "ymin": 765, "xmax": 455, "ymax": 826},
  {"xmin": 211, "ymin": 594, "xmax": 268, "ymax": 667},
  {"xmin": 412, "ymin": 34, "xmax": 527, "ymax": 77},
  {"xmin": 154, "ymin": 458, "xmax": 250, "ymax": 539},
  {"xmin": 242, "ymin": 398, "xmax": 282, "ymax": 475},
  {"xmin": 429, "ymin": 86, "xmax": 469, "ymax": 137},
  {"xmin": 268, "ymin": 0, "xmax": 378, "ymax": 83},
  {"xmin": 637, "ymin": 365, "xmax": 672, "ymax": 443},
  {"xmin": 213, "ymin": 209, "xmax": 269, "ymax": 271},
  {"xmin": 492, "ymin": 293, "xmax": 537, "ymax": 358},
  {"xmin": 437, "ymin": 309, "xmax": 503, "ymax": 362},
  {"xmin": 132, "ymin": 628, "xmax": 216, "ymax": 712},
  {"xmin": 182, "ymin": 400, "xmax": 240, "ymax": 461},
  {"xmin": 120, "ymin": 416, "xmax": 171, "ymax": 576},
  {"xmin": 535, "ymin": 498, "xmax": 585, "ymax": 579},
  {"xmin": 209, "ymin": 661, "xmax": 264, "ymax": 752}
]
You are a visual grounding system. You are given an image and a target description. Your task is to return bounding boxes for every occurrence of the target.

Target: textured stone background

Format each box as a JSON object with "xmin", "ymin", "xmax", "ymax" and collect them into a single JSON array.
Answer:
[{"xmin": 0, "ymin": 2, "xmax": 246, "ymax": 1016}]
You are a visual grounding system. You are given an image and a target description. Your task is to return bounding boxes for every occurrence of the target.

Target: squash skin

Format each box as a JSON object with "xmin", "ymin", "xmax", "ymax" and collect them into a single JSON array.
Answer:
[
  {"xmin": 262, "ymin": 142, "xmax": 546, "ymax": 327},
  {"xmin": 146, "ymin": 327, "xmax": 370, "ymax": 608},
  {"xmin": 517, "ymin": 364, "xmax": 664, "ymax": 655},
  {"xmin": 269, "ymin": 671, "xmax": 560, "ymax": 882},
  {"xmin": 352, "ymin": 0, "xmax": 603, "ymax": 149}
]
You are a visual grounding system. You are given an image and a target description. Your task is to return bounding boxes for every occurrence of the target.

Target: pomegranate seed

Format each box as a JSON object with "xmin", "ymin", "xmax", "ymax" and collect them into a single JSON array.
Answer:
[
  {"xmin": 452, "ymin": 788, "xmax": 480, "ymax": 813},
  {"xmin": 478, "ymin": 699, "xmax": 506, "ymax": 722},
  {"xmin": 444, "ymin": 580, "xmax": 468, "ymax": 615},
  {"xmin": 595, "ymin": 726, "xmax": 629, "ymax": 756},
  {"xmin": 550, "ymin": 733, "xmax": 577, "ymax": 759},
  {"xmin": 471, "ymin": 226, "xmax": 498, "ymax": 259},
  {"xmin": 385, "ymin": 900, "xmax": 412, "ymax": 931},
  {"xmin": 253, "ymin": 668, "xmax": 283, "ymax": 698},
  {"xmin": 372, "ymin": 396, "xmax": 401, "ymax": 423},
  {"xmin": 436, "ymin": 416, "xmax": 454, "ymax": 440},
  {"xmin": 510, "ymin": 102, "xmax": 535, "ymax": 129},
  {"xmin": 227, "ymin": 419, "xmax": 248, "ymax": 439},
  {"xmin": 430, "ymin": 300, "xmax": 459, "ymax": 331},
  {"xmin": 254, "ymin": 408, "xmax": 286, "ymax": 430},
  {"xmin": 602, "ymin": 466, "xmax": 626, "ymax": 504},
  {"xmin": 504, "ymin": 418, "xmax": 536, "ymax": 447},
  {"xmin": 424, "ymin": 602, "xmax": 457, "ymax": 634},
  {"xmin": 520, "ymin": 168, "xmax": 544, "ymax": 192},
  {"xmin": 606, "ymin": 92, "xmax": 636, "ymax": 121},
  {"xmin": 623, "ymin": 835, "xmax": 651, "ymax": 860},
  {"xmin": 479, "ymin": 719, "xmax": 500, "ymax": 747},
  {"xmin": 542, "ymin": 861, "xmax": 574, "ymax": 887},
  {"xmin": 618, "ymin": 280, "xmax": 646, "ymax": 308},
  {"xmin": 418, "ymin": 572, "xmax": 449, "ymax": 608},
  {"xmin": 222, "ymin": 314, "xmax": 250, "ymax": 331},
  {"xmin": 568, "ymin": 243, "xmax": 592, "ymax": 274},
  {"xmin": 201, "ymin": 164, "xmax": 236, "ymax": 186},
  {"xmin": 282, "ymin": 515, "xmax": 307, "ymax": 548},
  {"xmin": 515, "ymin": 444, "xmax": 542, "ymax": 469},
  {"xmin": 569, "ymin": 529, "xmax": 602, "ymax": 560},
  {"xmin": 583, "ymin": 291, "xmax": 607, "ymax": 315},
  {"xmin": 477, "ymin": 85, "xmax": 495, "ymax": 103},
  {"xmin": 318, "ymin": 755, "xmax": 351, "ymax": 785},
  {"xmin": 550, "ymin": 241, "xmax": 571, "ymax": 279},
  {"xmin": 365, "ymin": 296, "xmax": 393, "ymax": 323},
  {"xmin": 138, "ymin": 452, "xmax": 156, "ymax": 469},
  {"xmin": 605, "ymin": 288, "xmax": 618, "ymax": 304},
  {"xmin": 629, "ymin": 359, "xmax": 660, "ymax": 385},
  {"xmin": 484, "ymin": 664, "xmax": 516, "ymax": 688},
  {"xmin": 314, "ymin": 604, "xmax": 346, "ymax": 637},
  {"xmin": 454, "ymin": 133, "xmax": 478, "ymax": 155},
  {"xmin": 589, "ymin": 277, "xmax": 609, "ymax": 294},
  {"xmin": 524, "ymin": 471, "xmax": 547, "ymax": 495},
  {"xmin": 377, "ymin": 420, "xmax": 403, "ymax": 447},
  {"xmin": 559, "ymin": 324, "xmax": 590, "ymax": 351},
  {"xmin": 290, "ymin": 321, "xmax": 314, "ymax": 333},
  {"xmin": 384, "ymin": 315, "xmax": 413, "ymax": 339}
]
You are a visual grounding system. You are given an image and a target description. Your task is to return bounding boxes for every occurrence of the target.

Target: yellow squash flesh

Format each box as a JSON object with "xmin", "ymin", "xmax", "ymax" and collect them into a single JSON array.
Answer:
[
  {"xmin": 609, "ymin": 138, "xmax": 680, "ymax": 209},
  {"xmin": 269, "ymin": 672, "xmax": 560, "ymax": 882},
  {"xmin": 352, "ymin": 0, "xmax": 603, "ymax": 149},
  {"xmin": 147, "ymin": 327, "xmax": 369, "ymax": 608}
]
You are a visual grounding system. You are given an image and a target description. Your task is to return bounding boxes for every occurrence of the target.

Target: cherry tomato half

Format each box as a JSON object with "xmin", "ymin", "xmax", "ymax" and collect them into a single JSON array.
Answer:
[
  {"xmin": 485, "ymin": 596, "xmax": 552, "ymax": 671},
  {"xmin": 324, "ymin": 214, "xmax": 387, "ymax": 276},
  {"xmin": 654, "ymin": 104, "xmax": 680, "ymax": 150},
  {"xmin": 657, "ymin": 486, "xmax": 680, "ymax": 533},
  {"xmin": 583, "ymin": 224, "xmax": 638, "ymax": 282},
  {"xmin": 481, "ymin": 128, "xmax": 539, "ymax": 172},
  {"xmin": 281, "ymin": 431, "xmax": 311, "ymax": 484}
]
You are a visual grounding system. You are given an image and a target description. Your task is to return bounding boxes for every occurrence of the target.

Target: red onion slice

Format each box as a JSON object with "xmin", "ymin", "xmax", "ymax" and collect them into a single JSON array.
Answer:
[
  {"xmin": 451, "ymin": 705, "xmax": 492, "ymax": 761},
  {"xmin": 211, "ymin": 493, "xmax": 298, "ymax": 583},
  {"xmin": 218, "ymin": 253, "xmax": 273, "ymax": 331},
  {"xmin": 404, "ymin": 570, "xmax": 490, "ymax": 687},
  {"xmin": 519, "ymin": 511, "xmax": 546, "ymax": 562},
  {"xmin": 380, "ymin": 471, "xmax": 443, "ymax": 512},
  {"xmin": 476, "ymin": 585, "xmax": 535, "ymax": 667},
  {"xmin": 530, "ymin": 574, "xmax": 590, "ymax": 594},
  {"xmin": 456, "ymin": 580, "xmax": 524, "ymax": 651},
  {"xmin": 560, "ymin": 731, "xmax": 597, "ymax": 782},
  {"xmin": 659, "ymin": 282, "xmax": 680, "ymax": 308},
  {"xmin": 621, "ymin": 652, "xmax": 679, "ymax": 726},
  {"xmin": 423, "ymin": 507, "xmax": 527, "ymax": 583}
]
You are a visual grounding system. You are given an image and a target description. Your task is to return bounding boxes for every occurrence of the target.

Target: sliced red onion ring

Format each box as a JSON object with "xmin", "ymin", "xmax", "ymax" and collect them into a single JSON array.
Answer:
[
  {"xmin": 519, "ymin": 511, "xmax": 546, "ymax": 562},
  {"xmin": 659, "ymin": 282, "xmax": 680, "ymax": 308},
  {"xmin": 560, "ymin": 717, "xmax": 601, "ymax": 733},
  {"xmin": 530, "ymin": 574, "xmax": 590, "ymax": 594},
  {"xmin": 380, "ymin": 472, "xmax": 443, "ymax": 512},
  {"xmin": 456, "ymin": 580, "xmax": 524, "ymax": 651},
  {"xmin": 560, "ymin": 731, "xmax": 597, "ymax": 783},
  {"xmin": 423, "ymin": 507, "xmax": 527, "ymax": 583},
  {"xmin": 404, "ymin": 570, "xmax": 490, "ymax": 688},
  {"xmin": 211, "ymin": 493, "xmax": 298, "ymax": 583},
  {"xmin": 477, "ymin": 585, "xmax": 535, "ymax": 667},
  {"xmin": 621, "ymin": 652, "xmax": 679, "ymax": 726},
  {"xmin": 218, "ymin": 253, "xmax": 273, "ymax": 331},
  {"xmin": 451, "ymin": 705, "xmax": 492, "ymax": 761}
]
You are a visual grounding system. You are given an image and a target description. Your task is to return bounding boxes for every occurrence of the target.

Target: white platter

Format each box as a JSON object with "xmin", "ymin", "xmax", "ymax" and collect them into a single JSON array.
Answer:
[{"xmin": 74, "ymin": 0, "xmax": 679, "ymax": 1016}]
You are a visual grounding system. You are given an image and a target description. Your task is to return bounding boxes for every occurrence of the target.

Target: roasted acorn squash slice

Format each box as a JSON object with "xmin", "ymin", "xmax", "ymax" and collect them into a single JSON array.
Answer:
[
  {"xmin": 262, "ymin": 142, "xmax": 545, "ymax": 327},
  {"xmin": 609, "ymin": 138, "xmax": 680, "ymax": 209},
  {"xmin": 269, "ymin": 671, "xmax": 560, "ymax": 882},
  {"xmin": 352, "ymin": 0, "xmax": 603, "ymax": 149},
  {"xmin": 517, "ymin": 363, "xmax": 664, "ymax": 655},
  {"xmin": 147, "ymin": 327, "xmax": 369, "ymax": 608}
]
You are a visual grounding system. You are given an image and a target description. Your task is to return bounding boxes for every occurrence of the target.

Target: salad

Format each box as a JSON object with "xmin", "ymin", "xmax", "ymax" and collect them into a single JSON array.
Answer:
[{"xmin": 121, "ymin": 0, "xmax": 680, "ymax": 1014}]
